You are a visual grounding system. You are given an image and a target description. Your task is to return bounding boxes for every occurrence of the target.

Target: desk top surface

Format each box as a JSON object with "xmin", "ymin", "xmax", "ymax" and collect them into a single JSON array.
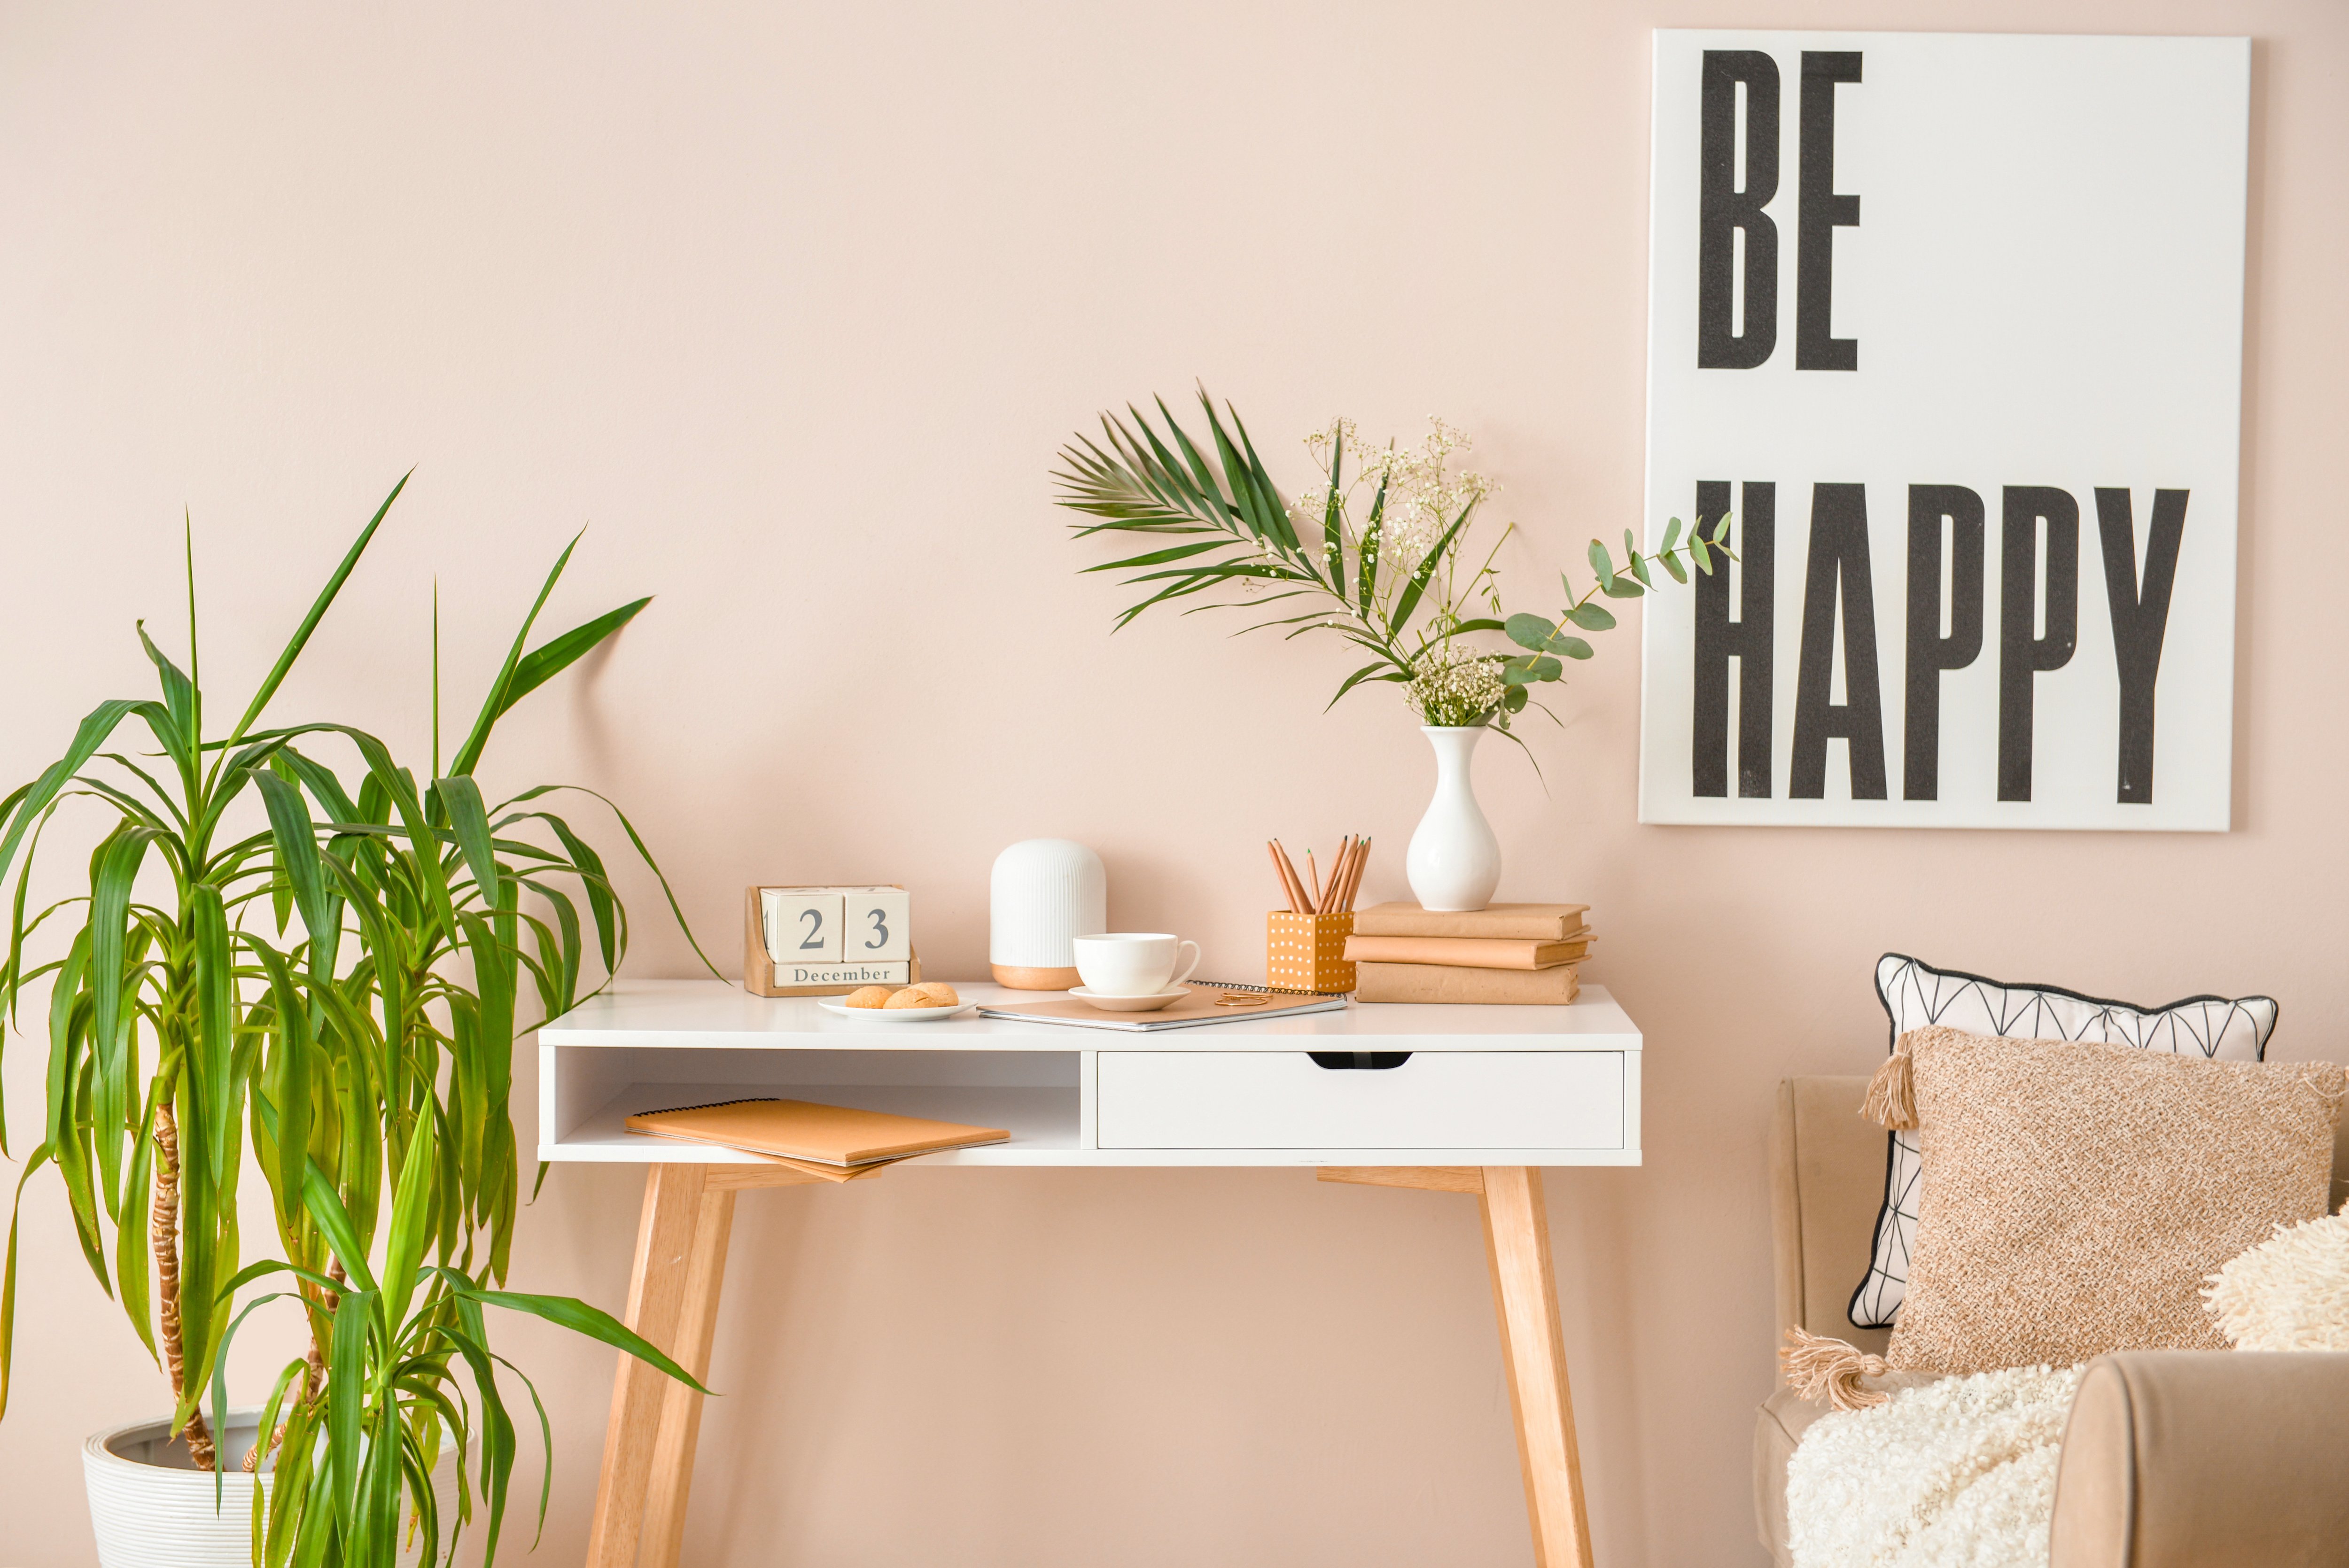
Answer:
[{"xmin": 540, "ymin": 979, "xmax": 1640, "ymax": 1052}]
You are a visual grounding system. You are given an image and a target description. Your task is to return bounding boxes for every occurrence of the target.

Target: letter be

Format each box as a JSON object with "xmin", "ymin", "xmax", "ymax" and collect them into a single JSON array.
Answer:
[{"xmin": 1697, "ymin": 51, "xmax": 1780, "ymax": 368}]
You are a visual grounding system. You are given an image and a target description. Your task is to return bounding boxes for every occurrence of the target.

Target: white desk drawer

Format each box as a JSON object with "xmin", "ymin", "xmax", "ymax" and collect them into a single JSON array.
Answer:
[{"xmin": 1095, "ymin": 1051, "xmax": 1624, "ymax": 1150}]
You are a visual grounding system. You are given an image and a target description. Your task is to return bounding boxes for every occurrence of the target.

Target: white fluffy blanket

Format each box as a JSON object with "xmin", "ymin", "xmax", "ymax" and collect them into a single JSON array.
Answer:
[{"xmin": 1785, "ymin": 1365, "xmax": 2082, "ymax": 1568}]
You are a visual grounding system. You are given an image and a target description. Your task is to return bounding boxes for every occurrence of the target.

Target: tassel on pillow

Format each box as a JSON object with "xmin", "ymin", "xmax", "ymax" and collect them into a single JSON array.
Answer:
[
  {"xmin": 1781, "ymin": 1328, "xmax": 1892, "ymax": 1411},
  {"xmin": 1861, "ymin": 1038, "xmax": 1918, "ymax": 1130}
]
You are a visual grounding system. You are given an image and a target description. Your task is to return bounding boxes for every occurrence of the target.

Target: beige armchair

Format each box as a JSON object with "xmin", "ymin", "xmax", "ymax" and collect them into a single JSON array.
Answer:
[{"xmin": 1757, "ymin": 1076, "xmax": 2349, "ymax": 1568}]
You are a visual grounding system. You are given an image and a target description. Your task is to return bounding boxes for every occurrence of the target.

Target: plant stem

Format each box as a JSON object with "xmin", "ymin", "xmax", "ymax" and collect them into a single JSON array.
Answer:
[{"xmin": 152, "ymin": 1102, "xmax": 216, "ymax": 1472}]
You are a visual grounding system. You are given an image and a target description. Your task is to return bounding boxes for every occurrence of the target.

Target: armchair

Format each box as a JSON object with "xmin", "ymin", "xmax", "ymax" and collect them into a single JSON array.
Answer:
[{"xmin": 1757, "ymin": 1076, "xmax": 2349, "ymax": 1567}]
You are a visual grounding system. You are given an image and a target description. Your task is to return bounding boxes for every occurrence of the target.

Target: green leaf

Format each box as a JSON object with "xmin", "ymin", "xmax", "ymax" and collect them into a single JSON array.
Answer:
[
  {"xmin": 1601, "ymin": 576, "xmax": 1646, "ymax": 599},
  {"xmin": 87, "ymin": 824, "xmax": 156, "ymax": 1213},
  {"xmin": 1661, "ymin": 551, "xmax": 1688, "ymax": 584},
  {"xmin": 448, "ymin": 529, "xmax": 581, "ymax": 781},
  {"xmin": 1553, "ymin": 636, "xmax": 1595, "ymax": 660},
  {"xmin": 329, "ymin": 1288, "xmax": 375, "ymax": 1543},
  {"xmin": 0, "ymin": 699, "xmax": 153, "ymax": 894},
  {"xmin": 1501, "ymin": 656, "xmax": 1562, "ymax": 685},
  {"xmin": 1692, "ymin": 537, "xmax": 1715, "ymax": 576},
  {"xmin": 0, "ymin": 1144, "xmax": 56, "ymax": 1419},
  {"xmin": 381, "ymin": 1107, "xmax": 439, "ymax": 1336},
  {"xmin": 1564, "ymin": 602, "xmax": 1617, "ymax": 632},
  {"xmin": 1662, "ymin": 517, "xmax": 1682, "ymax": 552},
  {"xmin": 1623, "ymin": 528, "xmax": 1638, "ymax": 561},
  {"xmin": 1504, "ymin": 613, "xmax": 1559, "ymax": 651},
  {"xmin": 1630, "ymin": 553, "xmax": 1654, "ymax": 588},
  {"xmin": 1081, "ymin": 540, "xmax": 1230, "ymax": 574},
  {"xmin": 490, "ymin": 596, "xmax": 650, "ymax": 726},
  {"xmin": 462, "ymin": 1285, "xmax": 711, "ymax": 1394},
  {"xmin": 227, "ymin": 473, "xmax": 406, "ymax": 746},
  {"xmin": 1327, "ymin": 660, "xmax": 1401, "ymax": 710},
  {"xmin": 1586, "ymin": 540, "xmax": 1616, "ymax": 588},
  {"xmin": 1712, "ymin": 513, "xmax": 1735, "ymax": 543},
  {"xmin": 437, "ymin": 776, "xmax": 503, "ymax": 912}
]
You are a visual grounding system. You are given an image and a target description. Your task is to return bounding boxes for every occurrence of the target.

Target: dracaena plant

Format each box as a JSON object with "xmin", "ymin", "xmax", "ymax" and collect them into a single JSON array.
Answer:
[
  {"xmin": 1051, "ymin": 391, "xmax": 1734, "ymax": 739},
  {"xmin": 0, "ymin": 476, "xmax": 709, "ymax": 1564}
]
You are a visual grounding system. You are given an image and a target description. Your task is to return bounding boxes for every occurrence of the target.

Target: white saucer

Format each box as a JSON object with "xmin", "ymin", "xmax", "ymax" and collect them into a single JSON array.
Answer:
[
  {"xmin": 1069, "ymin": 985, "xmax": 1189, "ymax": 1013},
  {"xmin": 815, "ymin": 999, "xmax": 978, "ymax": 1023}
]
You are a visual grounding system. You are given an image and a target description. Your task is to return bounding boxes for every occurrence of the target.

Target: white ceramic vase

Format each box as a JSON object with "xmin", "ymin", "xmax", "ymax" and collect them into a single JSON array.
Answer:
[
  {"xmin": 85, "ymin": 1408, "xmax": 459, "ymax": 1568},
  {"xmin": 1405, "ymin": 725, "xmax": 1501, "ymax": 912}
]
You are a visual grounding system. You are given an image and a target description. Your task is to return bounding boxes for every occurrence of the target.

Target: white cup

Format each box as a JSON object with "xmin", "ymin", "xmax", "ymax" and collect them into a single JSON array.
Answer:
[{"xmin": 1072, "ymin": 932, "xmax": 1201, "ymax": 997}]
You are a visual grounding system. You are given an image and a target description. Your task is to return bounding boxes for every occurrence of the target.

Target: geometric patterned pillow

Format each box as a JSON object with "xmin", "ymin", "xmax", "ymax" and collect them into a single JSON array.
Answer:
[{"xmin": 1847, "ymin": 953, "xmax": 2279, "ymax": 1329}]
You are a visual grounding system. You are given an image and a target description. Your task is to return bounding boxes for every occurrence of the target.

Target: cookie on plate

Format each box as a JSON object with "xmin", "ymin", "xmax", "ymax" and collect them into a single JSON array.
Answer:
[{"xmin": 842, "ymin": 985, "xmax": 895, "ymax": 1009}]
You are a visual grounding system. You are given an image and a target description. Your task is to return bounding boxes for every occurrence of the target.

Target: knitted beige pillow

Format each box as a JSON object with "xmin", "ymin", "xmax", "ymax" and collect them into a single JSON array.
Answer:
[{"xmin": 1885, "ymin": 1025, "xmax": 2345, "ymax": 1374}]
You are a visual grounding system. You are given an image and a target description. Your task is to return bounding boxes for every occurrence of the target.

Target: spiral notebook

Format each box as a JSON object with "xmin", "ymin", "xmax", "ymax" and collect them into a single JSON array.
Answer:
[{"xmin": 977, "ymin": 980, "xmax": 1349, "ymax": 1033}]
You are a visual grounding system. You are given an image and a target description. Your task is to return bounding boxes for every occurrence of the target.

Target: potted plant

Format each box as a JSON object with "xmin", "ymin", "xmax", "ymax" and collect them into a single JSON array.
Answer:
[
  {"xmin": 1053, "ymin": 393, "xmax": 1732, "ymax": 909},
  {"xmin": 0, "ymin": 478, "xmax": 708, "ymax": 1566}
]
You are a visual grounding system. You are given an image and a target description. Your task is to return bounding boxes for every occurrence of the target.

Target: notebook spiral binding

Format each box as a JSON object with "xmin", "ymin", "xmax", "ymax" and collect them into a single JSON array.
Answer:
[{"xmin": 1195, "ymin": 977, "xmax": 1347, "ymax": 997}]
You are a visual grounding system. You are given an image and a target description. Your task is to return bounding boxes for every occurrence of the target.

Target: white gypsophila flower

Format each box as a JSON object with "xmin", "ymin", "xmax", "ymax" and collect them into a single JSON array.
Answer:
[
  {"xmin": 1405, "ymin": 646, "xmax": 1507, "ymax": 726},
  {"xmin": 1360, "ymin": 418, "xmax": 1497, "ymax": 561}
]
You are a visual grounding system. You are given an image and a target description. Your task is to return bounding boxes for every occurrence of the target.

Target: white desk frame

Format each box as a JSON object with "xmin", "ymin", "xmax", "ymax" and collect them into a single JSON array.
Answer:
[{"xmin": 539, "ymin": 979, "xmax": 1642, "ymax": 1568}]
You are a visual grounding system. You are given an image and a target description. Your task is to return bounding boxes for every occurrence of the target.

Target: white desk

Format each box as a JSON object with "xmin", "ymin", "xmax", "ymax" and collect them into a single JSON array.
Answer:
[{"xmin": 544, "ymin": 979, "xmax": 1642, "ymax": 1568}]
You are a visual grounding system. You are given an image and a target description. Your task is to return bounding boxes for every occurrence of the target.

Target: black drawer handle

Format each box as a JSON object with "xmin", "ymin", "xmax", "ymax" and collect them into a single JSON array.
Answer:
[{"xmin": 1308, "ymin": 1051, "xmax": 1413, "ymax": 1071}]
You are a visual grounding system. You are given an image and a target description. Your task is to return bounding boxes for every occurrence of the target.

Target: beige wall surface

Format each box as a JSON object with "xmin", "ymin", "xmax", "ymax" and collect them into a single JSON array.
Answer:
[{"xmin": 0, "ymin": 2, "xmax": 2341, "ymax": 1564}]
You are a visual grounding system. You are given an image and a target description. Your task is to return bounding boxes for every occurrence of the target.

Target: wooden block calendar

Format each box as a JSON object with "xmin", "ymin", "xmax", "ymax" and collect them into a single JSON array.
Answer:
[{"xmin": 743, "ymin": 885, "xmax": 922, "ymax": 997}]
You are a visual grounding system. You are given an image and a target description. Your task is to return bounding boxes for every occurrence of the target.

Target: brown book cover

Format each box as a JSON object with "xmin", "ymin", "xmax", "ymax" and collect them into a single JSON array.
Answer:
[
  {"xmin": 1340, "ymin": 932, "xmax": 1592, "ymax": 970},
  {"xmin": 1353, "ymin": 960, "xmax": 1583, "ymax": 1005},
  {"xmin": 1350, "ymin": 901, "xmax": 1591, "ymax": 940},
  {"xmin": 624, "ymin": 1097, "xmax": 1008, "ymax": 1169}
]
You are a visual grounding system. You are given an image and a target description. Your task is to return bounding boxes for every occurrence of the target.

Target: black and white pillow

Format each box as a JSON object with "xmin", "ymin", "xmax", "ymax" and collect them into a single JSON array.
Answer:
[{"xmin": 1848, "ymin": 953, "xmax": 2279, "ymax": 1329}]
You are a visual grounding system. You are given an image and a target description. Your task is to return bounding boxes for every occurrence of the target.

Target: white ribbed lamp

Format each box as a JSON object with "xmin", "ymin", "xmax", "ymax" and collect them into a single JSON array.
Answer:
[{"xmin": 989, "ymin": 839, "xmax": 1106, "ymax": 990}]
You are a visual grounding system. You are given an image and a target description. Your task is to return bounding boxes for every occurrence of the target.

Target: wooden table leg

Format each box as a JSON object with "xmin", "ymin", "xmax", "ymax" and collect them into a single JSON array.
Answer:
[
  {"xmin": 1478, "ymin": 1166, "xmax": 1594, "ymax": 1568},
  {"xmin": 585, "ymin": 1163, "xmax": 711, "ymax": 1568},
  {"xmin": 1318, "ymin": 1165, "xmax": 1595, "ymax": 1568},
  {"xmin": 639, "ymin": 1184, "xmax": 737, "ymax": 1568}
]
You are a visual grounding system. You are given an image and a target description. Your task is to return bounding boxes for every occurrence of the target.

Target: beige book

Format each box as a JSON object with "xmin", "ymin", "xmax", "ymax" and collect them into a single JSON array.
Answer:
[
  {"xmin": 1341, "ymin": 932, "xmax": 1592, "ymax": 970},
  {"xmin": 625, "ymin": 1096, "xmax": 1008, "ymax": 1175},
  {"xmin": 1353, "ymin": 960, "xmax": 1583, "ymax": 1005},
  {"xmin": 1350, "ymin": 901, "xmax": 1591, "ymax": 941}
]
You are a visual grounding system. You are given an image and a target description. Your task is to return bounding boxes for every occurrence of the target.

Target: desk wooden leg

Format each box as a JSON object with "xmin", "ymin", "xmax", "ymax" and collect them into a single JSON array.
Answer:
[
  {"xmin": 639, "ymin": 1184, "xmax": 736, "ymax": 1568},
  {"xmin": 1318, "ymin": 1164, "xmax": 1595, "ymax": 1568},
  {"xmin": 586, "ymin": 1164, "xmax": 712, "ymax": 1568},
  {"xmin": 1478, "ymin": 1166, "xmax": 1594, "ymax": 1568}
]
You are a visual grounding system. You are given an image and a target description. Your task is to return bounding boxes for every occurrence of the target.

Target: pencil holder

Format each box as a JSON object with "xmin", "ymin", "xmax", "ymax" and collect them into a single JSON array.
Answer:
[{"xmin": 1267, "ymin": 910, "xmax": 1356, "ymax": 994}]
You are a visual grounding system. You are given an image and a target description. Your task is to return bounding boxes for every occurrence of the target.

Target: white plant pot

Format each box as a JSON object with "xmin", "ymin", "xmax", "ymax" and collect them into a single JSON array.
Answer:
[
  {"xmin": 85, "ymin": 1408, "xmax": 461, "ymax": 1568},
  {"xmin": 1405, "ymin": 725, "xmax": 1502, "ymax": 912}
]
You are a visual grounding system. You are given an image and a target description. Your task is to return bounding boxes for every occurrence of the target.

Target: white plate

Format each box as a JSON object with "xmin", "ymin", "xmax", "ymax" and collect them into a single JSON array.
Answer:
[
  {"xmin": 815, "ymin": 998, "xmax": 977, "ymax": 1023},
  {"xmin": 1068, "ymin": 985, "xmax": 1189, "ymax": 1013}
]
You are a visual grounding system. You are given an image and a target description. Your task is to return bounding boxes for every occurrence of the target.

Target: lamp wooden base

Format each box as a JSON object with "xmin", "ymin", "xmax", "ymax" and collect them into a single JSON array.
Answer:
[
  {"xmin": 989, "ymin": 963, "xmax": 1081, "ymax": 989},
  {"xmin": 584, "ymin": 1163, "xmax": 1595, "ymax": 1568}
]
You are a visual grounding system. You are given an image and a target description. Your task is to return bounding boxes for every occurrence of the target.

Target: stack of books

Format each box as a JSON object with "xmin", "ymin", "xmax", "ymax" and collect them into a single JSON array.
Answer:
[{"xmin": 1341, "ymin": 901, "xmax": 1592, "ymax": 1004}]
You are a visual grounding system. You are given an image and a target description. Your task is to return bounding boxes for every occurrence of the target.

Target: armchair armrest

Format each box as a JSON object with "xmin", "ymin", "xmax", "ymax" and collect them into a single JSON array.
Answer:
[{"xmin": 2050, "ymin": 1351, "xmax": 2349, "ymax": 1568}]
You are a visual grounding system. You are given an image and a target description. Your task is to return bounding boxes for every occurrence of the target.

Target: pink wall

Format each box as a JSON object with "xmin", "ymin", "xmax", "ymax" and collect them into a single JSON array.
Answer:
[{"xmin": 0, "ymin": 3, "xmax": 2341, "ymax": 1563}]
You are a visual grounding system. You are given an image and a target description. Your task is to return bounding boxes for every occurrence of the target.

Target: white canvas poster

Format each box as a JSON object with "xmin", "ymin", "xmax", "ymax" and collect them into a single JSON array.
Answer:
[{"xmin": 1638, "ymin": 31, "xmax": 2248, "ymax": 830}]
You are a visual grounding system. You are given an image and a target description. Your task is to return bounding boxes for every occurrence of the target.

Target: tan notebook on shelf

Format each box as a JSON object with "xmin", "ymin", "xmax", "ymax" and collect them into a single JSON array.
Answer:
[
  {"xmin": 1350, "ymin": 901, "xmax": 1591, "ymax": 941},
  {"xmin": 624, "ymin": 1097, "xmax": 1008, "ymax": 1179},
  {"xmin": 1353, "ymin": 960, "xmax": 1582, "ymax": 1005},
  {"xmin": 1341, "ymin": 931, "xmax": 1592, "ymax": 970}
]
